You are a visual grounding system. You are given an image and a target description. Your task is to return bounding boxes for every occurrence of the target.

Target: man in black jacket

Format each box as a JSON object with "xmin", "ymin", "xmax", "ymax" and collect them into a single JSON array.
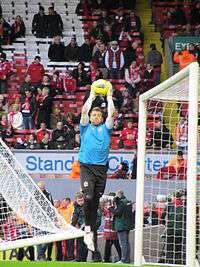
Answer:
[
  {"xmin": 36, "ymin": 181, "xmax": 54, "ymax": 261},
  {"xmin": 48, "ymin": 35, "xmax": 65, "ymax": 62},
  {"xmin": 32, "ymin": 6, "xmax": 47, "ymax": 38},
  {"xmin": 46, "ymin": 7, "xmax": 63, "ymax": 38},
  {"xmin": 51, "ymin": 121, "xmax": 74, "ymax": 149},
  {"xmin": 79, "ymin": 37, "xmax": 94, "ymax": 62}
]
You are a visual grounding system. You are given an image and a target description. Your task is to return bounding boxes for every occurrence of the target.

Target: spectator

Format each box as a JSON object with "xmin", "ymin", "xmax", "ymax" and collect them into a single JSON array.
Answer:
[
  {"xmin": 125, "ymin": 10, "xmax": 141, "ymax": 32},
  {"xmin": 87, "ymin": 62, "xmax": 103, "ymax": 83},
  {"xmin": 111, "ymin": 9, "xmax": 126, "ymax": 40},
  {"xmin": 20, "ymin": 75, "xmax": 32, "ymax": 95},
  {"xmin": 112, "ymin": 88, "xmax": 123, "ymax": 110},
  {"xmin": 174, "ymin": 116, "xmax": 188, "ymax": 151},
  {"xmin": 50, "ymin": 106, "xmax": 65, "ymax": 129},
  {"xmin": 51, "ymin": 121, "xmax": 74, "ymax": 149},
  {"xmin": 79, "ymin": 37, "xmax": 94, "ymax": 62},
  {"xmin": 168, "ymin": 6, "xmax": 187, "ymax": 26},
  {"xmin": 26, "ymin": 134, "xmax": 39, "ymax": 149},
  {"xmin": 37, "ymin": 87, "xmax": 52, "ymax": 128},
  {"xmin": 36, "ymin": 181, "xmax": 53, "ymax": 261},
  {"xmin": 69, "ymin": 160, "xmax": 80, "ymax": 179},
  {"xmin": 108, "ymin": 162, "xmax": 129, "ymax": 179},
  {"xmin": 121, "ymin": 89, "xmax": 133, "ymax": 113},
  {"xmin": 75, "ymin": 0, "xmax": 92, "ymax": 16},
  {"xmin": 123, "ymin": 42, "xmax": 137, "ymax": 68},
  {"xmin": 72, "ymin": 62, "xmax": 90, "ymax": 87},
  {"xmin": 64, "ymin": 37, "xmax": 80, "ymax": 62},
  {"xmin": 63, "ymin": 71, "xmax": 77, "ymax": 93},
  {"xmin": 92, "ymin": 39, "xmax": 103, "ymax": 56},
  {"xmin": 125, "ymin": 60, "xmax": 141, "ymax": 97},
  {"xmin": 39, "ymin": 75, "xmax": 51, "ymax": 94},
  {"xmin": 74, "ymin": 133, "xmax": 81, "ymax": 149},
  {"xmin": 105, "ymin": 41, "xmax": 124, "ymax": 79},
  {"xmin": 173, "ymin": 49, "xmax": 196, "ymax": 70},
  {"xmin": 152, "ymin": 118, "xmax": 173, "ymax": 149},
  {"xmin": 190, "ymin": 2, "xmax": 200, "ymax": 26},
  {"xmin": 36, "ymin": 122, "xmax": 51, "ymax": 143},
  {"xmin": 159, "ymin": 191, "xmax": 186, "ymax": 264},
  {"xmin": 113, "ymin": 108, "xmax": 123, "ymax": 131},
  {"xmin": 46, "ymin": 7, "xmax": 63, "ymax": 38},
  {"xmin": 65, "ymin": 112, "xmax": 77, "ymax": 139},
  {"xmin": 32, "ymin": 6, "xmax": 47, "ymax": 38},
  {"xmin": 102, "ymin": 197, "xmax": 121, "ymax": 262},
  {"xmin": 0, "ymin": 17, "xmax": 12, "ymax": 45},
  {"xmin": 48, "ymin": 35, "xmax": 65, "ymax": 62},
  {"xmin": 98, "ymin": 10, "xmax": 112, "ymax": 28},
  {"xmin": 57, "ymin": 198, "xmax": 75, "ymax": 261},
  {"xmin": 129, "ymin": 155, "xmax": 137, "ymax": 179},
  {"xmin": 14, "ymin": 136, "xmax": 27, "ymax": 149},
  {"xmin": 168, "ymin": 150, "xmax": 187, "ymax": 173},
  {"xmin": 0, "ymin": 94, "xmax": 8, "ymax": 116},
  {"xmin": 21, "ymin": 89, "xmax": 37, "ymax": 130},
  {"xmin": 92, "ymin": 42, "xmax": 108, "ymax": 79},
  {"xmin": 146, "ymin": 43, "xmax": 163, "ymax": 84},
  {"xmin": 109, "ymin": 190, "xmax": 134, "ymax": 264},
  {"xmin": 118, "ymin": 30, "xmax": 132, "ymax": 49},
  {"xmin": 0, "ymin": 52, "xmax": 12, "ymax": 93},
  {"xmin": 39, "ymin": 132, "xmax": 52, "ymax": 149},
  {"xmin": 119, "ymin": 119, "xmax": 138, "ymax": 149},
  {"xmin": 142, "ymin": 63, "xmax": 156, "ymax": 92},
  {"xmin": 0, "ymin": 114, "xmax": 12, "ymax": 139},
  {"xmin": 8, "ymin": 104, "xmax": 23, "ymax": 130},
  {"xmin": 71, "ymin": 192, "xmax": 88, "ymax": 261},
  {"xmin": 90, "ymin": 21, "xmax": 110, "ymax": 44},
  {"xmin": 27, "ymin": 56, "xmax": 45, "ymax": 88},
  {"xmin": 11, "ymin": 15, "xmax": 25, "ymax": 41},
  {"xmin": 50, "ymin": 71, "xmax": 63, "ymax": 95}
]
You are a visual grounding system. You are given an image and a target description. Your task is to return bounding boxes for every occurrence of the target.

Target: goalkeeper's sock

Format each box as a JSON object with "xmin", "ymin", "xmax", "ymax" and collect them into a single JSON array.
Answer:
[{"xmin": 84, "ymin": 226, "xmax": 95, "ymax": 251}]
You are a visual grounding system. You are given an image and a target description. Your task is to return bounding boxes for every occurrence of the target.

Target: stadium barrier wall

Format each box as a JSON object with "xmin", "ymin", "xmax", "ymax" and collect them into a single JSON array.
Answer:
[{"xmin": 13, "ymin": 149, "xmax": 188, "ymax": 176}]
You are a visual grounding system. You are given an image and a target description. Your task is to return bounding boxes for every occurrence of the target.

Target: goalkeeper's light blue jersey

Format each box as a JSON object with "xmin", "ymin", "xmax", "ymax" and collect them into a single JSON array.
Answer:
[{"xmin": 78, "ymin": 123, "xmax": 112, "ymax": 165}]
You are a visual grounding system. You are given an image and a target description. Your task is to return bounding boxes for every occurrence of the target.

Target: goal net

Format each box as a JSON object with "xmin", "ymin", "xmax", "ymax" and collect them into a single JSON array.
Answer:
[
  {"xmin": 0, "ymin": 139, "xmax": 83, "ymax": 251},
  {"xmin": 134, "ymin": 62, "xmax": 200, "ymax": 267}
]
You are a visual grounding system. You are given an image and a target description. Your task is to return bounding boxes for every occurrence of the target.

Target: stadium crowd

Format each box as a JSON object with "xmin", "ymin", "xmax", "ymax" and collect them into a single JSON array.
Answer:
[
  {"xmin": 0, "ymin": 0, "xmax": 197, "ymax": 156},
  {"xmin": 0, "ymin": 0, "xmax": 167, "ymax": 153},
  {"xmin": 0, "ymin": 0, "xmax": 200, "ymax": 265}
]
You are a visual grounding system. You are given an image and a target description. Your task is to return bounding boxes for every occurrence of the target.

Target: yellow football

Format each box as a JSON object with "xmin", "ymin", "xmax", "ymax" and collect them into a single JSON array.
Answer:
[{"xmin": 91, "ymin": 79, "xmax": 110, "ymax": 96}]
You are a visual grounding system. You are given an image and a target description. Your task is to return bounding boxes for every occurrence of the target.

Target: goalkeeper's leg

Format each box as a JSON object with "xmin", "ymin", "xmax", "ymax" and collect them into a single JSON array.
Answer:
[{"xmin": 80, "ymin": 164, "xmax": 106, "ymax": 252}]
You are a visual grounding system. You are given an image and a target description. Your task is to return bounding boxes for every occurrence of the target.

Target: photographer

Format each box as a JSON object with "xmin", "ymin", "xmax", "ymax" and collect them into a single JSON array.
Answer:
[{"xmin": 109, "ymin": 190, "xmax": 134, "ymax": 264}]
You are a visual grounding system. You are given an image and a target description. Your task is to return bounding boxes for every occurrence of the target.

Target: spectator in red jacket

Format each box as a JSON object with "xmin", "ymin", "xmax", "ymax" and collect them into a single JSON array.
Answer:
[
  {"xmin": 0, "ymin": 52, "xmax": 12, "ymax": 93},
  {"xmin": 27, "ymin": 56, "xmax": 45, "ymax": 88},
  {"xmin": 11, "ymin": 15, "xmax": 26, "ymax": 42},
  {"xmin": 63, "ymin": 71, "xmax": 77, "ymax": 93},
  {"xmin": 50, "ymin": 71, "xmax": 63, "ymax": 95},
  {"xmin": 119, "ymin": 119, "xmax": 138, "ymax": 149},
  {"xmin": 36, "ymin": 122, "xmax": 51, "ymax": 143}
]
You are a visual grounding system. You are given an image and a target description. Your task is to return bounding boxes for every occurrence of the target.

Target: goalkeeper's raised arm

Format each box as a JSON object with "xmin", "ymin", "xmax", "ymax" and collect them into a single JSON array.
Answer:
[
  {"xmin": 105, "ymin": 81, "xmax": 115, "ymax": 129},
  {"xmin": 80, "ymin": 90, "xmax": 96, "ymax": 126}
]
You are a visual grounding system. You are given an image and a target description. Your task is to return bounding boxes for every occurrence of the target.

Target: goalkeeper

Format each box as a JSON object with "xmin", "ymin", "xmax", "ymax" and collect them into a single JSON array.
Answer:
[{"xmin": 78, "ymin": 80, "xmax": 115, "ymax": 253}]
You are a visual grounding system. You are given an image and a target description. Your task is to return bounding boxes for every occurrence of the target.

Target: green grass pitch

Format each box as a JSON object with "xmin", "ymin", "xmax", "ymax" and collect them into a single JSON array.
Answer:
[{"xmin": 0, "ymin": 262, "xmax": 179, "ymax": 267}]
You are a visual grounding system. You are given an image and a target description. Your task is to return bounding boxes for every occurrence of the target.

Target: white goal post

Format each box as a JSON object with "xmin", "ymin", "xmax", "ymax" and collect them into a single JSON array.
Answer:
[
  {"xmin": 0, "ymin": 138, "xmax": 84, "ymax": 251},
  {"xmin": 134, "ymin": 62, "xmax": 200, "ymax": 267}
]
